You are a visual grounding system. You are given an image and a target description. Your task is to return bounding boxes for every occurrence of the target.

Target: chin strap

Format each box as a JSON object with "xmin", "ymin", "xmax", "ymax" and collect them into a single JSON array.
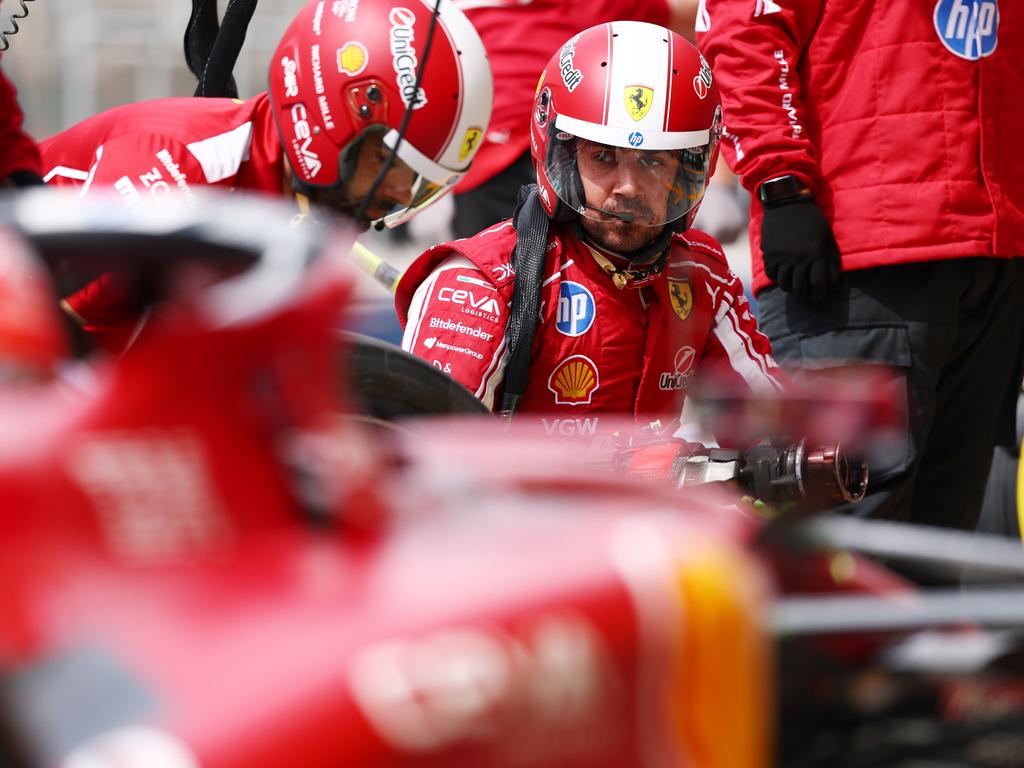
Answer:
[
  {"xmin": 291, "ymin": 191, "xmax": 313, "ymax": 227},
  {"xmin": 580, "ymin": 225, "xmax": 675, "ymax": 290}
]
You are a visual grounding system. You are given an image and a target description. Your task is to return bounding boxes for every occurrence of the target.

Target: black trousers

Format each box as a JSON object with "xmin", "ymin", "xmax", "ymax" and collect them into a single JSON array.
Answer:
[
  {"xmin": 758, "ymin": 257, "xmax": 1024, "ymax": 530},
  {"xmin": 451, "ymin": 150, "xmax": 535, "ymax": 240}
]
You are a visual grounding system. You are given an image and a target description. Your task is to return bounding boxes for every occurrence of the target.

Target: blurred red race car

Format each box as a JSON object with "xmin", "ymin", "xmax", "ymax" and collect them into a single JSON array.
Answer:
[{"xmin": 2, "ymin": 190, "xmax": 1024, "ymax": 768}]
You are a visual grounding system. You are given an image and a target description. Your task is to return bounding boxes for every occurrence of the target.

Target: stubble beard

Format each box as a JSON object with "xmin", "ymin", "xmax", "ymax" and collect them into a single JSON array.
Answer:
[
  {"xmin": 579, "ymin": 216, "xmax": 666, "ymax": 256},
  {"xmin": 304, "ymin": 183, "xmax": 393, "ymax": 231}
]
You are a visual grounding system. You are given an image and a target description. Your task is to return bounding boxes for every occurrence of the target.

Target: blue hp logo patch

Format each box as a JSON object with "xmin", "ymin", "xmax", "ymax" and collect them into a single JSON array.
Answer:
[
  {"xmin": 555, "ymin": 281, "xmax": 595, "ymax": 337},
  {"xmin": 934, "ymin": 0, "xmax": 999, "ymax": 60},
  {"xmin": 627, "ymin": 131, "xmax": 644, "ymax": 147}
]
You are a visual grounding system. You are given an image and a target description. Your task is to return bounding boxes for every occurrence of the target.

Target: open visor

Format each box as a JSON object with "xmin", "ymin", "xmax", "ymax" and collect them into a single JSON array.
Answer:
[
  {"xmin": 374, "ymin": 129, "xmax": 463, "ymax": 229},
  {"xmin": 546, "ymin": 120, "xmax": 715, "ymax": 228}
]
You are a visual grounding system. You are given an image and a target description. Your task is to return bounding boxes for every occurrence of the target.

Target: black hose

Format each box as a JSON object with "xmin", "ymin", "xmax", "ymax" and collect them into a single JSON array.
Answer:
[
  {"xmin": 497, "ymin": 185, "xmax": 550, "ymax": 418},
  {"xmin": 185, "ymin": 0, "xmax": 258, "ymax": 98},
  {"xmin": 183, "ymin": 0, "xmax": 221, "ymax": 86}
]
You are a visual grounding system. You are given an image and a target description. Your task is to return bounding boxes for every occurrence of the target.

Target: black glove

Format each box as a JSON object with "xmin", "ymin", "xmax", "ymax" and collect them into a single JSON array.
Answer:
[{"xmin": 760, "ymin": 197, "xmax": 841, "ymax": 302}]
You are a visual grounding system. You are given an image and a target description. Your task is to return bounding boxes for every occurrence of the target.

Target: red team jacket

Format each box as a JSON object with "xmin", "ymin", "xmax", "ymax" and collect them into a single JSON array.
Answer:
[
  {"xmin": 39, "ymin": 93, "xmax": 285, "ymax": 333},
  {"xmin": 0, "ymin": 65, "xmax": 40, "ymax": 180},
  {"xmin": 396, "ymin": 222, "xmax": 783, "ymax": 424},
  {"xmin": 696, "ymin": 0, "xmax": 1024, "ymax": 293},
  {"xmin": 41, "ymin": 93, "xmax": 284, "ymax": 204}
]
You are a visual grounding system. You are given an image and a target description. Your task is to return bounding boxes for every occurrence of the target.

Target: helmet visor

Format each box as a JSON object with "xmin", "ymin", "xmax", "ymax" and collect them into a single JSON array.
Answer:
[
  {"xmin": 375, "ymin": 129, "xmax": 461, "ymax": 229},
  {"xmin": 547, "ymin": 131, "xmax": 714, "ymax": 227}
]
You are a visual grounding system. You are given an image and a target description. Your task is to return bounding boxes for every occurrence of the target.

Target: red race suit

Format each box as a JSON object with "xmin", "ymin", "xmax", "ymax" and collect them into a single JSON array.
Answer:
[
  {"xmin": 452, "ymin": 0, "xmax": 671, "ymax": 194},
  {"xmin": 396, "ymin": 221, "xmax": 783, "ymax": 424},
  {"xmin": 0, "ymin": 64, "xmax": 41, "ymax": 181},
  {"xmin": 39, "ymin": 94, "xmax": 285, "ymax": 336},
  {"xmin": 696, "ymin": 0, "xmax": 1024, "ymax": 293}
]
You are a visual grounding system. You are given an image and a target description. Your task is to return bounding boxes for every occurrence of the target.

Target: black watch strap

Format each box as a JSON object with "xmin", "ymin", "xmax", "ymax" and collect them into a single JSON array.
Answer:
[{"xmin": 758, "ymin": 174, "xmax": 813, "ymax": 207}]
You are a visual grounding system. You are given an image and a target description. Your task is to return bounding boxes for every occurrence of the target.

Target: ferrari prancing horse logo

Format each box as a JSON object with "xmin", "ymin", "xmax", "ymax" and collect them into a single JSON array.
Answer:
[
  {"xmin": 625, "ymin": 85, "xmax": 653, "ymax": 121},
  {"xmin": 668, "ymin": 279, "xmax": 693, "ymax": 321},
  {"xmin": 458, "ymin": 126, "xmax": 483, "ymax": 163}
]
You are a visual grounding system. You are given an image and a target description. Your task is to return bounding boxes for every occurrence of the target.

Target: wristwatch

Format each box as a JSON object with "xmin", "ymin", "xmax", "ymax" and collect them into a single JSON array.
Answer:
[{"xmin": 757, "ymin": 174, "xmax": 813, "ymax": 208}]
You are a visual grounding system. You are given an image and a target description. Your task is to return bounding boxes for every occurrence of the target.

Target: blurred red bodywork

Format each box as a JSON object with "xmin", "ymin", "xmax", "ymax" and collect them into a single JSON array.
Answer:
[{"xmin": 0, "ymin": 245, "xmax": 783, "ymax": 768}]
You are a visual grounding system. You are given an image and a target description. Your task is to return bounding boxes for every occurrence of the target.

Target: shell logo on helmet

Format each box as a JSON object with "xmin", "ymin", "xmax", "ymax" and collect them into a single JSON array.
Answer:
[
  {"xmin": 548, "ymin": 355, "xmax": 599, "ymax": 405},
  {"xmin": 389, "ymin": 7, "xmax": 429, "ymax": 109},
  {"xmin": 337, "ymin": 41, "xmax": 368, "ymax": 75}
]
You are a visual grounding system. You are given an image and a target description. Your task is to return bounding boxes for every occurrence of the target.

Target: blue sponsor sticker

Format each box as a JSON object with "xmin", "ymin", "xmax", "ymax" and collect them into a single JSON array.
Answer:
[
  {"xmin": 934, "ymin": 0, "xmax": 999, "ymax": 60},
  {"xmin": 555, "ymin": 281, "xmax": 595, "ymax": 337},
  {"xmin": 627, "ymin": 131, "xmax": 644, "ymax": 147}
]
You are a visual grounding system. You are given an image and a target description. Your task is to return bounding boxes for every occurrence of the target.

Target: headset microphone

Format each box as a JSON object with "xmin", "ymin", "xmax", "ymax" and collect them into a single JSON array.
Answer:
[{"xmin": 580, "ymin": 204, "xmax": 635, "ymax": 223}]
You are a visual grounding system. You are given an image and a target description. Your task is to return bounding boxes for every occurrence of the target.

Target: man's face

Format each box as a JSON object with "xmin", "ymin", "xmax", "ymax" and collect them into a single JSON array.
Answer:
[
  {"xmin": 304, "ymin": 131, "xmax": 416, "ymax": 230},
  {"xmin": 575, "ymin": 139, "xmax": 680, "ymax": 254}
]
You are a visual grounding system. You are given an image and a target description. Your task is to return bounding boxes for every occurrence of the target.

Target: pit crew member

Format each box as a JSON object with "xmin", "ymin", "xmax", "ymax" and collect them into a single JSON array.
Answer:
[
  {"xmin": 397, "ymin": 22, "xmax": 782, "ymax": 424},
  {"xmin": 38, "ymin": 0, "xmax": 493, "ymax": 340}
]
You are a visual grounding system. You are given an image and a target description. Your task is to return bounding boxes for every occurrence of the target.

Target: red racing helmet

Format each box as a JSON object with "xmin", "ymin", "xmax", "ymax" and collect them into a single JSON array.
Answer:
[
  {"xmin": 268, "ymin": 0, "xmax": 493, "ymax": 227},
  {"xmin": 530, "ymin": 21, "xmax": 722, "ymax": 231}
]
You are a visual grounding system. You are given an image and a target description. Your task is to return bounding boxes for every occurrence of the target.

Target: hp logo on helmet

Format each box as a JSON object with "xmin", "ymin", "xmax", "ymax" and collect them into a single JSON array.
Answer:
[
  {"xmin": 933, "ymin": 0, "xmax": 999, "ymax": 61},
  {"xmin": 627, "ymin": 132, "xmax": 644, "ymax": 147}
]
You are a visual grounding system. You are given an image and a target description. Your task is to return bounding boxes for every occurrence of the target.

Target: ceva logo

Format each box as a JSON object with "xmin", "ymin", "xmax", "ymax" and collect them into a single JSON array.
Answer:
[
  {"xmin": 290, "ymin": 104, "xmax": 323, "ymax": 178},
  {"xmin": 437, "ymin": 287, "xmax": 501, "ymax": 317},
  {"xmin": 934, "ymin": 0, "xmax": 999, "ymax": 60}
]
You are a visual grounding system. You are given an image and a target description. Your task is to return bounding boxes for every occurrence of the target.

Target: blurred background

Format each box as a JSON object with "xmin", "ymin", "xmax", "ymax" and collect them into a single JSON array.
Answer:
[
  {"xmin": 2, "ymin": 0, "xmax": 753, "ymax": 343},
  {"xmin": 4, "ymin": 0, "xmax": 298, "ymax": 138}
]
